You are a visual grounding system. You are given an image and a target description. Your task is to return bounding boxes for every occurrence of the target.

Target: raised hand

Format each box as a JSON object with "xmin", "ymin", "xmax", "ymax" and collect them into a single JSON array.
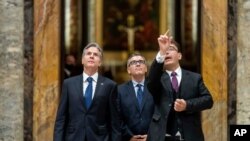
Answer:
[{"xmin": 157, "ymin": 30, "xmax": 173, "ymax": 56}]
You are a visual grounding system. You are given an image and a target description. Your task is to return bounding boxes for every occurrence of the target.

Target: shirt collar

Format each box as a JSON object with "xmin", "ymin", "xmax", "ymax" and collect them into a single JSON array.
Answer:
[
  {"xmin": 83, "ymin": 72, "xmax": 98, "ymax": 82},
  {"xmin": 166, "ymin": 66, "xmax": 181, "ymax": 77},
  {"xmin": 132, "ymin": 79, "xmax": 145, "ymax": 87}
]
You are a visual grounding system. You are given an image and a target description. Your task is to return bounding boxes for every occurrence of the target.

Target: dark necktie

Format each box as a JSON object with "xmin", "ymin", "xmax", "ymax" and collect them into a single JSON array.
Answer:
[
  {"xmin": 136, "ymin": 84, "xmax": 143, "ymax": 109},
  {"xmin": 85, "ymin": 77, "xmax": 93, "ymax": 109},
  {"xmin": 171, "ymin": 72, "xmax": 178, "ymax": 92}
]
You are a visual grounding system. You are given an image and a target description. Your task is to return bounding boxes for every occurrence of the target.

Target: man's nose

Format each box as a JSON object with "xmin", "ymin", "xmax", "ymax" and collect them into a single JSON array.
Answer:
[{"xmin": 135, "ymin": 62, "xmax": 141, "ymax": 65}]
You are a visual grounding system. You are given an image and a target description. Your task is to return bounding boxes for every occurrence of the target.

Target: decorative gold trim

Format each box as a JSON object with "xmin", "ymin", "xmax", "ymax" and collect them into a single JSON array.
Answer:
[
  {"xmin": 96, "ymin": 0, "xmax": 103, "ymax": 45},
  {"xmin": 160, "ymin": 0, "xmax": 168, "ymax": 34}
]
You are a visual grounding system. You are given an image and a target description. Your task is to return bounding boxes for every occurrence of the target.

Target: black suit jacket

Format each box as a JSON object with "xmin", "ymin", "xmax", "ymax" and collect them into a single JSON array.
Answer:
[
  {"xmin": 147, "ymin": 60, "xmax": 213, "ymax": 141},
  {"xmin": 54, "ymin": 74, "xmax": 121, "ymax": 141},
  {"xmin": 118, "ymin": 81, "xmax": 154, "ymax": 141}
]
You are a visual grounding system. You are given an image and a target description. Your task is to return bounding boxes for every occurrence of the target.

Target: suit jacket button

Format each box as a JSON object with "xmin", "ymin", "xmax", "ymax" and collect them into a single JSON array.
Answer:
[{"xmin": 168, "ymin": 104, "xmax": 172, "ymax": 107}]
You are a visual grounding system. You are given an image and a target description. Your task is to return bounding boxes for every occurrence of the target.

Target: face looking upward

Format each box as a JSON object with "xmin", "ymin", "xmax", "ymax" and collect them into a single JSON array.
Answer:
[
  {"xmin": 127, "ymin": 55, "xmax": 147, "ymax": 78},
  {"xmin": 164, "ymin": 43, "xmax": 182, "ymax": 71},
  {"xmin": 82, "ymin": 47, "xmax": 102, "ymax": 72}
]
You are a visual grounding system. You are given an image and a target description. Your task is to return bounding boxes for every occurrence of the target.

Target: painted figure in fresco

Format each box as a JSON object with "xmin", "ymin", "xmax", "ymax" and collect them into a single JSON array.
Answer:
[
  {"xmin": 103, "ymin": 0, "xmax": 159, "ymax": 51},
  {"xmin": 118, "ymin": 14, "xmax": 144, "ymax": 54}
]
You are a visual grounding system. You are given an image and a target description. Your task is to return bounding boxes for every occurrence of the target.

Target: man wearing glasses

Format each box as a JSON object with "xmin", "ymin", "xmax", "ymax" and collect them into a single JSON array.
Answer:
[
  {"xmin": 118, "ymin": 53, "xmax": 154, "ymax": 141},
  {"xmin": 146, "ymin": 32, "xmax": 213, "ymax": 141}
]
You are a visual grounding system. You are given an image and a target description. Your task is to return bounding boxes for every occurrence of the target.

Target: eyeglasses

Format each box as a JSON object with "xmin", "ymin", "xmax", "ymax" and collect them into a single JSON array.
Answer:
[
  {"xmin": 167, "ymin": 45, "xmax": 178, "ymax": 51},
  {"xmin": 128, "ymin": 60, "xmax": 146, "ymax": 66}
]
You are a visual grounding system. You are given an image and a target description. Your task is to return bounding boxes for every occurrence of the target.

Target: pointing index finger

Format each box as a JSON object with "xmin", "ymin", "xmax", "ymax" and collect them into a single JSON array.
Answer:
[{"xmin": 164, "ymin": 29, "xmax": 169, "ymax": 36}]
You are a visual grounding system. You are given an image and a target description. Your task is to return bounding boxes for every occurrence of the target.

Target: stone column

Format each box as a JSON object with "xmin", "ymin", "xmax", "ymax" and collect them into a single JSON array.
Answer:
[
  {"xmin": 0, "ymin": 0, "xmax": 24, "ymax": 141},
  {"xmin": 237, "ymin": 0, "xmax": 250, "ymax": 124}
]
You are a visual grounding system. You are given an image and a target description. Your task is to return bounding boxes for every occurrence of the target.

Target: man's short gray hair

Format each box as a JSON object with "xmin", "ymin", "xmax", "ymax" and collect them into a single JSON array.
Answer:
[
  {"xmin": 127, "ymin": 52, "xmax": 146, "ymax": 67},
  {"xmin": 82, "ymin": 42, "xmax": 103, "ymax": 58}
]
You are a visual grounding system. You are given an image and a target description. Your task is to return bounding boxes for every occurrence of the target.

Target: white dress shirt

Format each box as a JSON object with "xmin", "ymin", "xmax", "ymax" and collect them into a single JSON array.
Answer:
[
  {"xmin": 132, "ymin": 80, "xmax": 145, "ymax": 97},
  {"xmin": 155, "ymin": 52, "xmax": 182, "ymax": 85},
  {"xmin": 83, "ymin": 72, "xmax": 98, "ymax": 99}
]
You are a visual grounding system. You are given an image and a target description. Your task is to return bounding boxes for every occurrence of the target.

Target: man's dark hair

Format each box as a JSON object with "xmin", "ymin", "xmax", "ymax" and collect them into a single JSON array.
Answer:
[{"xmin": 171, "ymin": 39, "xmax": 181, "ymax": 52}]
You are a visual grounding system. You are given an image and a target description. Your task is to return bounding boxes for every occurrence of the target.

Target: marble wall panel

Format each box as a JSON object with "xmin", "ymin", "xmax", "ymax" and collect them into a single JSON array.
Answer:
[
  {"xmin": 33, "ymin": 0, "xmax": 61, "ymax": 140},
  {"xmin": 202, "ymin": 0, "xmax": 228, "ymax": 141},
  {"xmin": 0, "ymin": 0, "xmax": 24, "ymax": 141}
]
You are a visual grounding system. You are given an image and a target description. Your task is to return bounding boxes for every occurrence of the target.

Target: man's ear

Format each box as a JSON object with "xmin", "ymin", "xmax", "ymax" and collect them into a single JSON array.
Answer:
[
  {"xmin": 81, "ymin": 58, "xmax": 84, "ymax": 65},
  {"xmin": 178, "ymin": 53, "xmax": 182, "ymax": 60},
  {"xmin": 127, "ymin": 68, "xmax": 131, "ymax": 74}
]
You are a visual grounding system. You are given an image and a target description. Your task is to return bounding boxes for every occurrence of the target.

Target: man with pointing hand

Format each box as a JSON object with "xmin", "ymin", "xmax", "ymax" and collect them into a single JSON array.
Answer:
[{"xmin": 146, "ymin": 31, "xmax": 213, "ymax": 141}]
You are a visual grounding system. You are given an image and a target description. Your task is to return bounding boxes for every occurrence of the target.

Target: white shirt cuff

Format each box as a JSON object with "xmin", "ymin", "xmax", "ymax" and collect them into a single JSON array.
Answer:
[{"xmin": 156, "ymin": 52, "xmax": 165, "ymax": 63}]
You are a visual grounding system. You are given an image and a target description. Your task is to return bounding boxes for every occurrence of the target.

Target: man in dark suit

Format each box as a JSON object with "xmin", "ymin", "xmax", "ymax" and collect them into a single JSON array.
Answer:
[
  {"xmin": 118, "ymin": 53, "xmax": 154, "ymax": 141},
  {"xmin": 54, "ymin": 42, "xmax": 121, "ymax": 141},
  {"xmin": 146, "ymin": 32, "xmax": 213, "ymax": 141}
]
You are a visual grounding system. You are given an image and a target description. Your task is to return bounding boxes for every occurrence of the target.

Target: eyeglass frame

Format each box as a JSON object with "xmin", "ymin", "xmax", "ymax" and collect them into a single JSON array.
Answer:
[
  {"xmin": 128, "ymin": 60, "xmax": 146, "ymax": 67},
  {"xmin": 166, "ymin": 45, "xmax": 178, "ymax": 52}
]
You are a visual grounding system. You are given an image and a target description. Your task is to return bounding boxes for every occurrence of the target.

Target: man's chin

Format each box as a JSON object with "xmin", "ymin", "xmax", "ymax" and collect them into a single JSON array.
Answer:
[
  {"xmin": 163, "ymin": 62, "xmax": 175, "ymax": 69},
  {"xmin": 164, "ymin": 62, "xmax": 172, "ymax": 65},
  {"xmin": 86, "ymin": 64, "xmax": 98, "ymax": 69}
]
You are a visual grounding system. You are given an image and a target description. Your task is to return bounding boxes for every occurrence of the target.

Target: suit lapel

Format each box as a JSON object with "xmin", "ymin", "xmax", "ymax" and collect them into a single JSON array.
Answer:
[
  {"xmin": 161, "ymin": 72, "xmax": 174, "ymax": 100},
  {"xmin": 140, "ymin": 85, "xmax": 149, "ymax": 112},
  {"xmin": 179, "ymin": 69, "xmax": 188, "ymax": 98},
  {"xmin": 89, "ymin": 75, "xmax": 105, "ymax": 110},
  {"xmin": 75, "ymin": 74, "xmax": 86, "ymax": 111}
]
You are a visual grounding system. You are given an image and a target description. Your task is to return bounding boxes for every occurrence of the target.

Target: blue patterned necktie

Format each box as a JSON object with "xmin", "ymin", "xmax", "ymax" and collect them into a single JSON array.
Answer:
[
  {"xmin": 171, "ymin": 72, "xmax": 178, "ymax": 92},
  {"xmin": 85, "ymin": 77, "xmax": 93, "ymax": 109},
  {"xmin": 136, "ymin": 84, "xmax": 143, "ymax": 109}
]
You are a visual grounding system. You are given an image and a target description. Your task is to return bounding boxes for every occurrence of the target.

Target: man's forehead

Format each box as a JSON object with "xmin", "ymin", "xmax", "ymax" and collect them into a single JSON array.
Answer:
[
  {"xmin": 169, "ymin": 44, "xmax": 178, "ymax": 50},
  {"xmin": 86, "ymin": 47, "xmax": 99, "ymax": 52},
  {"xmin": 130, "ymin": 55, "xmax": 144, "ymax": 60},
  {"xmin": 169, "ymin": 43, "xmax": 177, "ymax": 47}
]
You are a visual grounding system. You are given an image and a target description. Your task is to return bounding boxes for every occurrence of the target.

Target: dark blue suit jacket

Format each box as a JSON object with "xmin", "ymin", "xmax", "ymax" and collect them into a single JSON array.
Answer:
[
  {"xmin": 147, "ymin": 60, "xmax": 213, "ymax": 141},
  {"xmin": 118, "ymin": 80, "xmax": 154, "ymax": 141},
  {"xmin": 54, "ymin": 74, "xmax": 121, "ymax": 141}
]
